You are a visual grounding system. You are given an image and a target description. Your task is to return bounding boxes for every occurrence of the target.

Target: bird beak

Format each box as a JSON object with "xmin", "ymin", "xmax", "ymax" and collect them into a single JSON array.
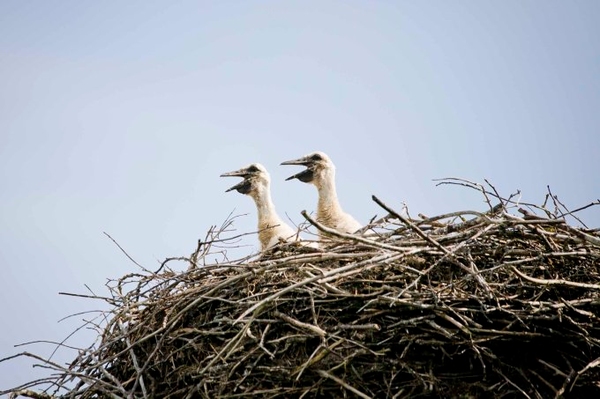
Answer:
[
  {"xmin": 280, "ymin": 156, "xmax": 311, "ymax": 166},
  {"xmin": 285, "ymin": 169, "xmax": 314, "ymax": 182},
  {"xmin": 220, "ymin": 168, "xmax": 249, "ymax": 178},
  {"xmin": 221, "ymin": 168, "xmax": 253, "ymax": 193},
  {"xmin": 224, "ymin": 179, "xmax": 251, "ymax": 193},
  {"xmin": 281, "ymin": 156, "xmax": 315, "ymax": 182}
]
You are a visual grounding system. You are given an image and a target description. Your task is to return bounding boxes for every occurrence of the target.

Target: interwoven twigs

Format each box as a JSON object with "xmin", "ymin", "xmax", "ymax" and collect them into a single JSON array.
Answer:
[{"xmin": 2, "ymin": 179, "xmax": 600, "ymax": 399}]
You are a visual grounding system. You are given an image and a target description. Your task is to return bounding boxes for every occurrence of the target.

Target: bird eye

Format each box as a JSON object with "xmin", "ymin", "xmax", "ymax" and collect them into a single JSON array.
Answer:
[
  {"xmin": 311, "ymin": 154, "xmax": 323, "ymax": 161},
  {"xmin": 247, "ymin": 165, "xmax": 259, "ymax": 172}
]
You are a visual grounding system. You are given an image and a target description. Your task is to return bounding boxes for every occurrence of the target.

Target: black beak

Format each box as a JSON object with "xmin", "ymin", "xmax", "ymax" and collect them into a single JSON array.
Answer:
[
  {"xmin": 220, "ymin": 168, "xmax": 249, "ymax": 178},
  {"xmin": 285, "ymin": 168, "xmax": 314, "ymax": 183},
  {"xmin": 281, "ymin": 156, "xmax": 316, "ymax": 183},
  {"xmin": 280, "ymin": 156, "xmax": 311, "ymax": 166},
  {"xmin": 221, "ymin": 168, "xmax": 253, "ymax": 194},
  {"xmin": 224, "ymin": 179, "xmax": 252, "ymax": 194}
]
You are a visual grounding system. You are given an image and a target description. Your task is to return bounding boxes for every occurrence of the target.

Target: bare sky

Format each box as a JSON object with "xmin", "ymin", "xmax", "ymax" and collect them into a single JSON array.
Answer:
[{"xmin": 1, "ymin": 0, "xmax": 599, "ymax": 390}]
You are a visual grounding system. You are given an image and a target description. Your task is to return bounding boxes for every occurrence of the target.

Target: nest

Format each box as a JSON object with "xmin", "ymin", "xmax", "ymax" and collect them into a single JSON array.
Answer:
[{"xmin": 3, "ymin": 179, "xmax": 600, "ymax": 399}]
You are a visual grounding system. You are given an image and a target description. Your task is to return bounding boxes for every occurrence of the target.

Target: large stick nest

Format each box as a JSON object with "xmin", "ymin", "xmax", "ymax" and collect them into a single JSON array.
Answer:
[{"xmin": 3, "ymin": 179, "xmax": 600, "ymax": 399}]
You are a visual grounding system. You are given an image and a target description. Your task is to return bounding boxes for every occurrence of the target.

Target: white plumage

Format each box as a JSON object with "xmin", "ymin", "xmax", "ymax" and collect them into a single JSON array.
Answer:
[
  {"xmin": 221, "ymin": 163, "xmax": 298, "ymax": 251},
  {"xmin": 281, "ymin": 151, "xmax": 362, "ymax": 236}
]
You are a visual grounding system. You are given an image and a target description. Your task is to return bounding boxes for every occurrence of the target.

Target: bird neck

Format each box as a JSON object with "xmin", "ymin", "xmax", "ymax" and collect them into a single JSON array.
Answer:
[
  {"xmin": 316, "ymin": 172, "xmax": 342, "ymax": 216},
  {"xmin": 251, "ymin": 188, "xmax": 282, "ymax": 227}
]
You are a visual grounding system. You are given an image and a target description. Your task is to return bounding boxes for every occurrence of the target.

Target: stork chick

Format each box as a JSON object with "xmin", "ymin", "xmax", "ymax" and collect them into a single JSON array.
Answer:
[
  {"xmin": 221, "ymin": 163, "xmax": 298, "ymax": 251},
  {"xmin": 281, "ymin": 151, "xmax": 362, "ymax": 235}
]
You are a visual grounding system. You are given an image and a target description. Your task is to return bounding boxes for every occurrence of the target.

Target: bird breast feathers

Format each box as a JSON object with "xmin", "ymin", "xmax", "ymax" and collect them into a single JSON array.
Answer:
[{"xmin": 317, "ymin": 203, "xmax": 361, "ymax": 233}]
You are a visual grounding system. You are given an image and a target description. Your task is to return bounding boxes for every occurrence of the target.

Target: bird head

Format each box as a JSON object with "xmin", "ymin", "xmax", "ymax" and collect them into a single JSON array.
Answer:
[
  {"xmin": 220, "ymin": 163, "xmax": 270, "ymax": 196},
  {"xmin": 281, "ymin": 151, "xmax": 334, "ymax": 186}
]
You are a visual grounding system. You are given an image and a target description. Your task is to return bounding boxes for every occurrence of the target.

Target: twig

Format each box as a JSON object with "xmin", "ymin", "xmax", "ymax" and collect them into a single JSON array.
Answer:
[
  {"xmin": 300, "ymin": 210, "xmax": 409, "ymax": 253},
  {"xmin": 103, "ymin": 232, "xmax": 151, "ymax": 273},
  {"xmin": 511, "ymin": 267, "xmax": 600, "ymax": 290},
  {"xmin": 316, "ymin": 369, "xmax": 373, "ymax": 399},
  {"xmin": 273, "ymin": 311, "xmax": 326, "ymax": 337}
]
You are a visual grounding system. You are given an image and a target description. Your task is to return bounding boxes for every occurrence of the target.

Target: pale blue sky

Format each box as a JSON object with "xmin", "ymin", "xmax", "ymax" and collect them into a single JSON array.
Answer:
[{"xmin": 1, "ymin": 1, "xmax": 599, "ymax": 391}]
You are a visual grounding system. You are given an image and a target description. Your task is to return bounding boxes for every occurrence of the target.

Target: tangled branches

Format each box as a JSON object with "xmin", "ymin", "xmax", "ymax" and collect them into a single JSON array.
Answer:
[{"xmin": 2, "ymin": 179, "xmax": 600, "ymax": 398}]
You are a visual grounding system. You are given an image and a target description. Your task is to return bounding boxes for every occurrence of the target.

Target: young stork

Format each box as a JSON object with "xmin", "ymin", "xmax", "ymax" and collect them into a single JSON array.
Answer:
[
  {"xmin": 221, "ymin": 163, "xmax": 298, "ymax": 251},
  {"xmin": 281, "ymin": 151, "xmax": 362, "ymax": 235}
]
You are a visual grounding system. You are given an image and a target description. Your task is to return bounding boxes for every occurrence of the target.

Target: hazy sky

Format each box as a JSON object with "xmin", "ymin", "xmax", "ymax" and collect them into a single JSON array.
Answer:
[{"xmin": 1, "ymin": 1, "xmax": 599, "ymax": 391}]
